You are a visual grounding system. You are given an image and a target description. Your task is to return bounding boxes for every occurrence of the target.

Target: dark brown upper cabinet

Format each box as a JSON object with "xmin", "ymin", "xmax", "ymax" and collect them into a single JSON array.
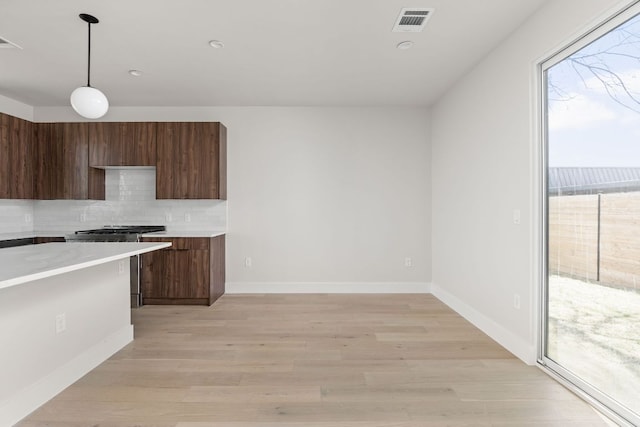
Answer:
[
  {"xmin": 88, "ymin": 122, "xmax": 156, "ymax": 166},
  {"xmin": 0, "ymin": 113, "xmax": 33, "ymax": 199},
  {"xmin": 1, "ymin": 117, "xmax": 227, "ymax": 201},
  {"xmin": 156, "ymin": 122, "xmax": 227, "ymax": 199},
  {"xmin": 33, "ymin": 122, "xmax": 102, "ymax": 200}
]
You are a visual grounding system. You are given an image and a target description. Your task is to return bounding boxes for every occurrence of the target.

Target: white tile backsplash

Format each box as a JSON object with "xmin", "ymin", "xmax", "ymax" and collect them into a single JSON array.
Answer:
[
  {"xmin": 33, "ymin": 199, "xmax": 227, "ymax": 232},
  {"xmin": 105, "ymin": 169, "xmax": 156, "ymax": 201},
  {"xmin": 0, "ymin": 200, "xmax": 34, "ymax": 233},
  {"xmin": 32, "ymin": 168, "xmax": 226, "ymax": 233}
]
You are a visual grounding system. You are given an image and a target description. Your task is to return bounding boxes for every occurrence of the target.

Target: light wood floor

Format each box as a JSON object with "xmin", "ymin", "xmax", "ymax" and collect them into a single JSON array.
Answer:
[{"xmin": 19, "ymin": 294, "xmax": 607, "ymax": 426}]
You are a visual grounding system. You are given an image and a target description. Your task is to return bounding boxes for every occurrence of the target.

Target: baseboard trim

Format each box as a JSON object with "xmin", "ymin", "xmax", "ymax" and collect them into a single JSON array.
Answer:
[
  {"xmin": 0, "ymin": 325, "xmax": 133, "ymax": 426},
  {"xmin": 431, "ymin": 283, "xmax": 536, "ymax": 365},
  {"xmin": 227, "ymin": 281, "xmax": 533, "ymax": 363},
  {"xmin": 226, "ymin": 282, "xmax": 431, "ymax": 294}
]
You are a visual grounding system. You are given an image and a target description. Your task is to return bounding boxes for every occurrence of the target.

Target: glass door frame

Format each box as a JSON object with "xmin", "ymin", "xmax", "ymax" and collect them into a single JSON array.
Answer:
[{"xmin": 538, "ymin": 2, "xmax": 640, "ymax": 426}]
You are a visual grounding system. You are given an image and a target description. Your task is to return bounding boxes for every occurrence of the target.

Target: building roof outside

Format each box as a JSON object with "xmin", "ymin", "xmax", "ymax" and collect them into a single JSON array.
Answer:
[{"xmin": 548, "ymin": 167, "xmax": 640, "ymax": 195}]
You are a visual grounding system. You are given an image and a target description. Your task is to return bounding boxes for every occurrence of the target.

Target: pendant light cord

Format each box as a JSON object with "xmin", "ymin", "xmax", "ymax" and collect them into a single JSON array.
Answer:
[{"xmin": 87, "ymin": 21, "xmax": 92, "ymax": 87}]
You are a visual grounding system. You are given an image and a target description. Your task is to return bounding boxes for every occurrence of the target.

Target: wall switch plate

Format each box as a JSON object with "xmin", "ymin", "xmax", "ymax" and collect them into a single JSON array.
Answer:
[
  {"xmin": 404, "ymin": 257, "xmax": 413, "ymax": 267},
  {"xmin": 79, "ymin": 213, "xmax": 87, "ymax": 222},
  {"xmin": 513, "ymin": 294, "xmax": 521, "ymax": 310},
  {"xmin": 513, "ymin": 209, "xmax": 521, "ymax": 225},
  {"xmin": 165, "ymin": 213, "xmax": 172, "ymax": 222},
  {"xmin": 118, "ymin": 260, "xmax": 126, "ymax": 275},
  {"xmin": 55, "ymin": 313, "xmax": 66, "ymax": 334},
  {"xmin": 24, "ymin": 213, "xmax": 32, "ymax": 223},
  {"xmin": 245, "ymin": 257, "xmax": 252, "ymax": 268},
  {"xmin": 185, "ymin": 213, "xmax": 191, "ymax": 222}
]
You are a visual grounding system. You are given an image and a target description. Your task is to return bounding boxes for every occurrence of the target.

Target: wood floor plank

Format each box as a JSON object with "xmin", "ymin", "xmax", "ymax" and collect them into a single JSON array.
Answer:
[
  {"xmin": 183, "ymin": 385, "xmax": 322, "ymax": 403},
  {"xmin": 17, "ymin": 294, "xmax": 607, "ymax": 426}
]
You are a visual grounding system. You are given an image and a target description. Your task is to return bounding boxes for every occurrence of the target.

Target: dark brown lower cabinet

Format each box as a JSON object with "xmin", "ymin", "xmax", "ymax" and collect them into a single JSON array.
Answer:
[
  {"xmin": 34, "ymin": 237, "xmax": 66, "ymax": 244},
  {"xmin": 141, "ymin": 236, "xmax": 225, "ymax": 306}
]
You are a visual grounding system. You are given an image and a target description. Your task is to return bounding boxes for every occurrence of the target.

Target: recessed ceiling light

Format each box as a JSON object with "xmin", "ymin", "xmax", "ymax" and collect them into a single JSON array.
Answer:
[
  {"xmin": 208, "ymin": 40, "xmax": 224, "ymax": 49},
  {"xmin": 128, "ymin": 69, "xmax": 143, "ymax": 77},
  {"xmin": 396, "ymin": 41, "xmax": 414, "ymax": 50}
]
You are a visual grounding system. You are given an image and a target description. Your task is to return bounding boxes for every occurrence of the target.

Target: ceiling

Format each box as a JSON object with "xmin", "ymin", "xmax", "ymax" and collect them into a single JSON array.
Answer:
[{"xmin": 0, "ymin": 0, "xmax": 547, "ymax": 108}]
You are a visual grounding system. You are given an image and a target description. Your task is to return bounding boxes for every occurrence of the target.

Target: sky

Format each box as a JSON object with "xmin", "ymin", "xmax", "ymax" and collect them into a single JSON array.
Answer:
[{"xmin": 547, "ymin": 12, "xmax": 640, "ymax": 167}]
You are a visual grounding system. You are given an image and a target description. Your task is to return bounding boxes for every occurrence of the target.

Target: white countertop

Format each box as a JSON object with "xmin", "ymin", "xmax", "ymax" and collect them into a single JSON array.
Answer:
[
  {"xmin": 142, "ymin": 230, "xmax": 226, "ymax": 238},
  {"xmin": 0, "ymin": 230, "xmax": 226, "ymax": 241},
  {"xmin": 0, "ymin": 242, "xmax": 171, "ymax": 290},
  {"xmin": 0, "ymin": 231, "xmax": 68, "ymax": 241}
]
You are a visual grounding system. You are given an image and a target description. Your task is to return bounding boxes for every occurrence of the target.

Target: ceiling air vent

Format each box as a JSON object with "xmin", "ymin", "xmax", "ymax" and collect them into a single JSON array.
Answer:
[
  {"xmin": 0, "ymin": 36, "xmax": 21, "ymax": 49},
  {"xmin": 392, "ymin": 8, "xmax": 434, "ymax": 33}
]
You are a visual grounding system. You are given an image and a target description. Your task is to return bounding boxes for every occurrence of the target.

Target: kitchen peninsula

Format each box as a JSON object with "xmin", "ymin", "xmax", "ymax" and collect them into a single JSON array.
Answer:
[{"xmin": 0, "ymin": 241, "xmax": 171, "ymax": 426}]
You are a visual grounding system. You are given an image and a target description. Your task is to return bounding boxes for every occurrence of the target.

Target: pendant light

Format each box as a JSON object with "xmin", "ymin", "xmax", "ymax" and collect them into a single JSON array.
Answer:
[{"xmin": 70, "ymin": 13, "xmax": 109, "ymax": 119}]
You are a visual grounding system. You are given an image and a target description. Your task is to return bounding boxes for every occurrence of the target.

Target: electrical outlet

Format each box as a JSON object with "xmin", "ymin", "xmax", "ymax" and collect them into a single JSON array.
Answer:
[
  {"xmin": 118, "ymin": 260, "xmax": 126, "ymax": 274},
  {"xmin": 184, "ymin": 213, "xmax": 191, "ymax": 222},
  {"xmin": 79, "ymin": 213, "xmax": 87, "ymax": 222},
  {"xmin": 245, "ymin": 257, "xmax": 252, "ymax": 268},
  {"xmin": 55, "ymin": 313, "xmax": 66, "ymax": 334},
  {"xmin": 404, "ymin": 257, "xmax": 413, "ymax": 267},
  {"xmin": 513, "ymin": 294, "xmax": 521, "ymax": 310},
  {"xmin": 513, "ymin": 209, "xmax": 521, "ymax": 225}
]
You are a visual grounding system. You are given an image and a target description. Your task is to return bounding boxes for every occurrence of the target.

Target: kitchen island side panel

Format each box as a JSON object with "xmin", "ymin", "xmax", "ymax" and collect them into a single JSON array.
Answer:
[{"xmin": 0, "ymin": 261, "xmax": 133, "ymax": 426}]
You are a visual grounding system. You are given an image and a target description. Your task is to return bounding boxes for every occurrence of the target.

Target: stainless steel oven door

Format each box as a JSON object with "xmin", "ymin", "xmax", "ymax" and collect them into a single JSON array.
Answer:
[{"xmin": 130, "ymin": 255, "xmax": 141, "ymax": 308}]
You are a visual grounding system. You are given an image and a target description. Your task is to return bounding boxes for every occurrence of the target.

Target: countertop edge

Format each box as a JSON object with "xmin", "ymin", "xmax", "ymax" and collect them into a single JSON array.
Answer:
[
  {"xmin": 0, "ymin": 230, "xmax": 227, "ymax": 240},
  {"xmin": 141, "ymin": 231, "xmax": 226, "ymax": 238},
  {"xmin": 0, "ymin": 242, "xmax": 171, "ymax": 290}
]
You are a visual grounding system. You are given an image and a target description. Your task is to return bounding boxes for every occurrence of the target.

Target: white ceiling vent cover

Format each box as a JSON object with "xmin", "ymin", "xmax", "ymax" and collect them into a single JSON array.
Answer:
[
  {"xmin": 392, "ymin": 8, "xmax": 434, "ymax": 33},
  {"xmin": 0, "ymin": 36, "xmax": 21, "ymax": 49}
]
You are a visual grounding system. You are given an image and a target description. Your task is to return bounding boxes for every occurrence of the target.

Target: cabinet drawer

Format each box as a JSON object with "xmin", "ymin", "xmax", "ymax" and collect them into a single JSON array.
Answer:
[
  {"xmin": 142, "ymin": 237, "xmax": 209, "ymax": 250},
  {"xmin": 34, "ymin": 237, "xmax": 66, "ymax": 244}
]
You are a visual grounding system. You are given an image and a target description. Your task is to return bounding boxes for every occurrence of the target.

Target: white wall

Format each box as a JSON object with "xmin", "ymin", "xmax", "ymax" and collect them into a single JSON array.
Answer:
[
  {"xmin": 35, "ymin": 106, "xmax": 432, "ymax": 293},
  {"xmin": 430, "ymin": 0, "xmax": 631, "ymax": 363}
]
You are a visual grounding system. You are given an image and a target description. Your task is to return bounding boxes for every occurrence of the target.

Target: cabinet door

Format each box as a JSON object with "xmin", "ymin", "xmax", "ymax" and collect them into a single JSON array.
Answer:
[
  {"xmin": 0, "ymin": 113, "xmax": 33, "ymax": 199},
  {"xmin": 0, "ymin": 113, "xmax": 11, "ymax": 199},
  {"xmin": 156, "ymin": 122, "xmax": 226, "ymax": 199},
  {"xmin": 33, "ymin": 123, "xmax": 57, "ymax": 199},
  {"xmin": 141, "ymin": 237, "xmax": 211, "ymax": 303},
  {"xmin": 0, "ymin": 113, "xmax": 13, "ymax": 198},
  {"xmin": 61, "ymin": 123, "xmax": 91, "ymax": 199},
  {"xmin": 34, "ymin": 122, "xmax": 92, "ymax": 199},
  {"xmin": 89, "ymin": 122, "xmax": 156, "ymax": 166},
  {"xmin": 142, "ymin": 249, "xmax": 209, "ymax": 299},
  {"xmin": 9, "ymin": 116, "xmax": 33, "ymax": 199}
]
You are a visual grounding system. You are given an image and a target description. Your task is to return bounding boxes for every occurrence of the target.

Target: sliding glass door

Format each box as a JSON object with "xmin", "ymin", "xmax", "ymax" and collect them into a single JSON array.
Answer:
[{"xmin": 542, "ymin": 4, "xmax": 640, "ymax": 425}]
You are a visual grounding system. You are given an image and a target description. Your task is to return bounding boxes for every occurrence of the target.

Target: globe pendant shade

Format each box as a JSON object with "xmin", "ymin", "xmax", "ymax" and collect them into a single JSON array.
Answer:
[{"xmin": 70, "ymin": 86, "xmax": 109, "ymax": 119}]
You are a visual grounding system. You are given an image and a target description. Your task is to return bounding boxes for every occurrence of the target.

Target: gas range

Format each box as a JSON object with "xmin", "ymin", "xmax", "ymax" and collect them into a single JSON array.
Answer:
[
  {"xmin": 66, "ymin": 225, "xmax": 166, "ymax": 242},
  {"xmin": 65, "ymin": 225, "xmax": 166, "ymax": 308}
]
